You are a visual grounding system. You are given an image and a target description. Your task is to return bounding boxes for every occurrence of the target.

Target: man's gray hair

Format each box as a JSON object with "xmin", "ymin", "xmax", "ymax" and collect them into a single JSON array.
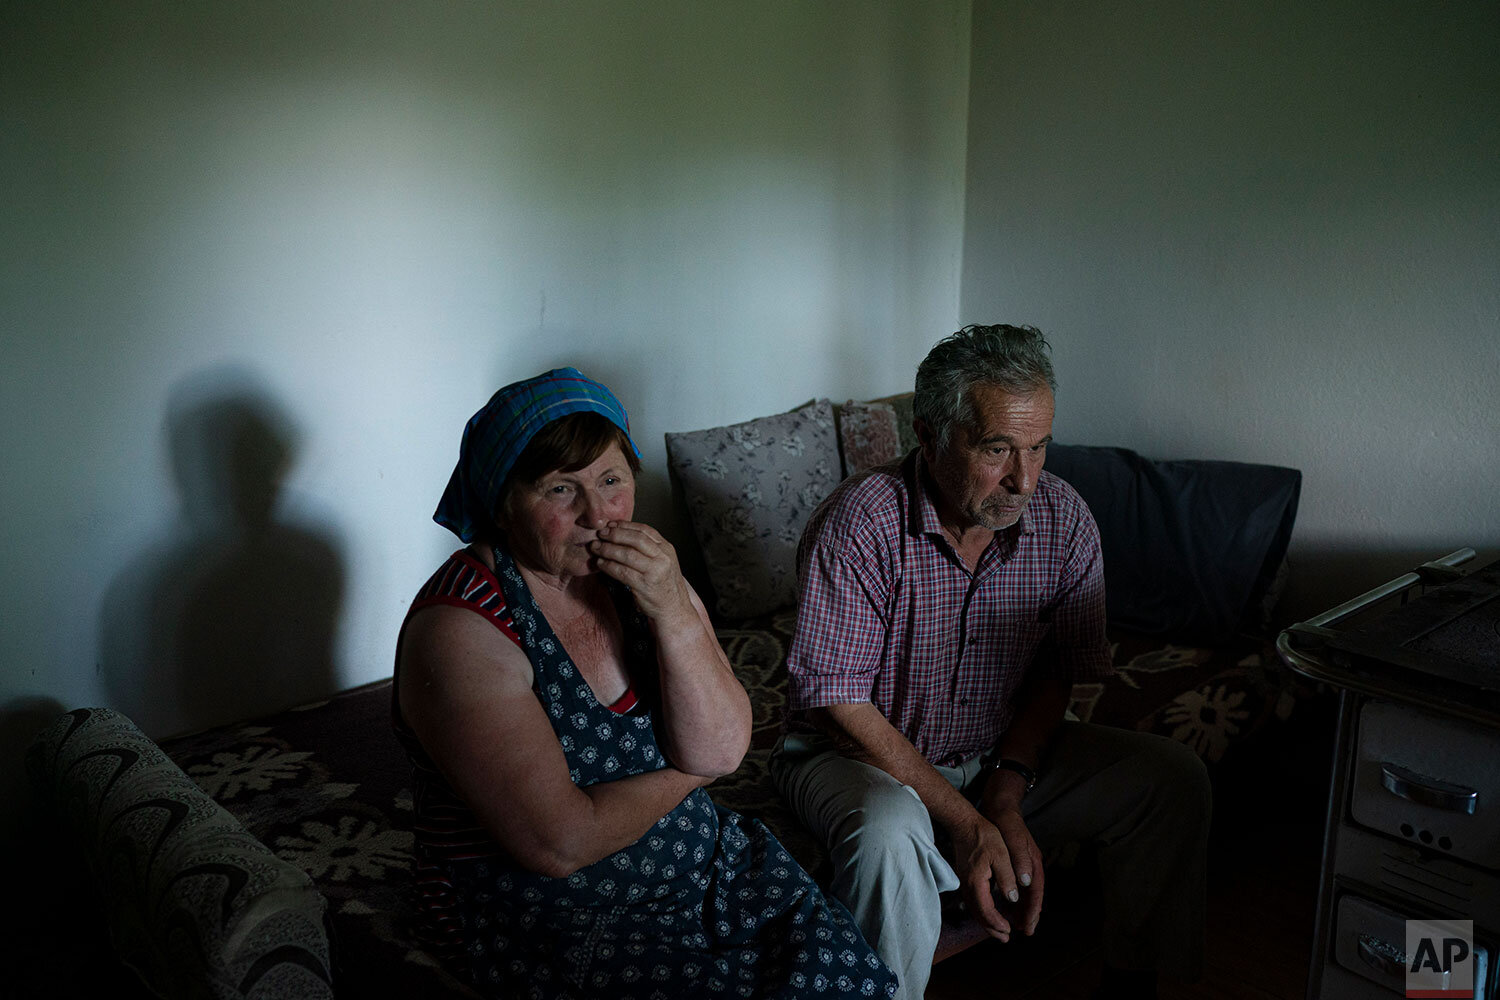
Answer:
[{"xmin": 914, "ymin": 324, "xmax": 1056, "ymax": 451}]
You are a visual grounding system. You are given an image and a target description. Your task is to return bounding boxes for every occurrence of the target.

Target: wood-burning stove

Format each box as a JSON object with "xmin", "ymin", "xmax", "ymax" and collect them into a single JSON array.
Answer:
[{"xmin": 1280, "ymin": 550, "xmax": 1499, "ymax": 999}]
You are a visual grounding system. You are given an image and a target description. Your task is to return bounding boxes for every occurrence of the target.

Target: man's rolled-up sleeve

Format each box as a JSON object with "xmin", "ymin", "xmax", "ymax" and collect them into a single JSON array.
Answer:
[{"xmin": 785, "ymin": 515, "xmax": 892, "ymax": 713}]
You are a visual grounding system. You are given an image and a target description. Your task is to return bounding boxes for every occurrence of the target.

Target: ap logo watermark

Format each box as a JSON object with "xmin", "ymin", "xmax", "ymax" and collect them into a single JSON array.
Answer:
[{"xmin": 1406, "ymin": 919, "xmax": 1474, "ymax": 998}]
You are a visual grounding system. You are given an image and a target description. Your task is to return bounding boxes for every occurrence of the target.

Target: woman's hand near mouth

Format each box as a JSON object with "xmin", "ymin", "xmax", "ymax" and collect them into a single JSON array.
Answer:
[{"xmin": 587, "ymin": 521, "xmax": 696, "ymax": 630}]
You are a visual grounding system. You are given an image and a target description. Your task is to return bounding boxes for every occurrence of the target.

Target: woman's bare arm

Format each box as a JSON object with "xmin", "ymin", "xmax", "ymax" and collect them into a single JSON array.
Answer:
[
  {"xmin": 399, "ymin": 604, "xmax": 709, "ymax": 878},
  {"xmin": 588, "ymin": 521, "xmax": 752, "ymax": 777}
]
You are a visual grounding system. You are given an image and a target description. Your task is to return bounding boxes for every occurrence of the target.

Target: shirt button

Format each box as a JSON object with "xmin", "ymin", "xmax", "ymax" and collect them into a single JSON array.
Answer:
[{"xmin": 958, "ymin": 698, "xmax": 969, "ymax": 707}]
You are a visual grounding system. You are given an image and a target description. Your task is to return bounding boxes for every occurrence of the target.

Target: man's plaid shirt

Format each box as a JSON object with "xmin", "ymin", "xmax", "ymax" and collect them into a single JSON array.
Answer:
[{"xmin": 786, "ymin": 451, "xmax": 1113, "ymax": 766}]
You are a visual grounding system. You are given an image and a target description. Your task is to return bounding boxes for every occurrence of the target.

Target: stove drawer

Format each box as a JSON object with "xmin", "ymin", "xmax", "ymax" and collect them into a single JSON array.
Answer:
[
  {"xmin": 1333, "ymin": 892, "xmax": 1495, "ymax": 998},
  {"xmin": 1353, "ymin": 700, "xmax": 1500, "ymax": 870},
  {"xmin": 1334, "ymin": 894, "xmax": 1408, "ymax": 994}
]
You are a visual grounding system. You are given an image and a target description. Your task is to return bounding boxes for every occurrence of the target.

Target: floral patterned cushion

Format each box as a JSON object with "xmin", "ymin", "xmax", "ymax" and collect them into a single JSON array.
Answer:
[
  {"xmin": 665, "ymin": 399, "xmax": 842, "ymax": 619},
  {"xmin": 27, "ymin": 707, "xmax": 334, "ymax": 1000},
  {"xmin": 833, "ymin": 400, "xmax": 903, "ymax": 477},
  {"xmin": 868, "ymin": 391, "xmax": 919, "ymax": 457}
]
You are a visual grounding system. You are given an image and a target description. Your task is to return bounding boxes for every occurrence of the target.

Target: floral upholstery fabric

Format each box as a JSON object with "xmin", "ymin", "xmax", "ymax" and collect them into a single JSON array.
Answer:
[
  {"xmin": 665, "ymin": 400, "xmax": 841, "ymax": 619},
  {"xmin": 26, "ymin": 707, "xmax": 334, "ymax": 1000},
  {"xmin": 1065, "ymin": 629, "xmax": 1312, "ymax": 762},
  {"xmin": 868, "ymin": 392, "xmax": 919, "ymax": 457},
  {"xmin": 832, "ymin": 400, "xmax": 903, "ymax": 477},
  {"xmin": 707, "ymin": 608, "xmax": 825, "ymax": 875}
]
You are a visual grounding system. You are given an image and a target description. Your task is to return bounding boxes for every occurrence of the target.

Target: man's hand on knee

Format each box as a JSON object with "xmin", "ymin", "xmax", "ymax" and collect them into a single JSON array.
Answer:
[
  {"xmin": 985, "ymin": 805, "xmax": 1044, "ymax": 937},
  {"xmin": 976, "ymin": 762, "xmax": 1046, "ymax": 937},
  {"xmin": 949, "ymin": 815, "xmax": 1035, "ymax": 943}
]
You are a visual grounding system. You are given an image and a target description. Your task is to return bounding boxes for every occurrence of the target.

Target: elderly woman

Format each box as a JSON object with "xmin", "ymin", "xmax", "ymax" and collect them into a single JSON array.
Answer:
[{"xmin": 394, "ymin": 368, "xmax": 896, "ymax": 1000}]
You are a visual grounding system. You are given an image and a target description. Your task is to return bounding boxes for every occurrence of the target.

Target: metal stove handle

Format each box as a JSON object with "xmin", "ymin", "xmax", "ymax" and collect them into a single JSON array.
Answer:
[
  {"xmin": 1356, "ymin": 931, "xmax": 1406, "ymax": 981},
  {"xmin": 1381, "ymin": 762, "xmax": 1479, "ymax": 814}
]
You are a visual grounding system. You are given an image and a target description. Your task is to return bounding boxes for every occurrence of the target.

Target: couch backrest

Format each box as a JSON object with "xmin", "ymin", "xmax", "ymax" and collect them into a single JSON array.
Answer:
[{"xmin": 1044, "ymin": 444, "xmax": 1301, "ymax": 640}]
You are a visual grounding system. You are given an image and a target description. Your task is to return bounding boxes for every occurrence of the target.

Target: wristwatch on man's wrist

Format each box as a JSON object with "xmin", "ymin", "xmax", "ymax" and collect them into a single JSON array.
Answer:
[{"xmin": 987, "ymin": 758, "xmax": 1038, "ymax": 793}]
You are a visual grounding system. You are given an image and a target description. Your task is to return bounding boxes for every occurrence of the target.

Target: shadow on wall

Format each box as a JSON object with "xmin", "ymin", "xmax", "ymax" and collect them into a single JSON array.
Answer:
[{"xmin": 99, "ymin": 371, "xmax": 345, "ymax": 739}]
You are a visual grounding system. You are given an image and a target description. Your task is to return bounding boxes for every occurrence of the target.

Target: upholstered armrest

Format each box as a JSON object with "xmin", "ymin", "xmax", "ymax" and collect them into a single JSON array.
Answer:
[{"xmin": 27, "ymin": 707, "xmax": 333, "ymax": 1000}]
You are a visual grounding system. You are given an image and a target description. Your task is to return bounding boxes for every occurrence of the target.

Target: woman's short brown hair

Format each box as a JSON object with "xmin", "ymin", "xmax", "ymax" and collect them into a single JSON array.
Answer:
[{"xmin": 496, "ymin": 412, "xmax": 640, "ymax": 524}]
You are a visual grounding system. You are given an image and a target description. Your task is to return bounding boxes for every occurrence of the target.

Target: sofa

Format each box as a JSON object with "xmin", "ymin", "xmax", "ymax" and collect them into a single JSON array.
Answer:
[
  {"xmin": 27, "ymin": 392, "xmax": 1307, "ymax": 999},
  {"xmin": 662, "ymin": 393, "xmax": 1306, "ymax": 885}
]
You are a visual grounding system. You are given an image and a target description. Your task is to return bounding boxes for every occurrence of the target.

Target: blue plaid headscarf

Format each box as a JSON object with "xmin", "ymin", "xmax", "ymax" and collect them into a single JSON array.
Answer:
[{"xmin": 434, "ymin": 368, "xmax": 640, "ymax": 542}]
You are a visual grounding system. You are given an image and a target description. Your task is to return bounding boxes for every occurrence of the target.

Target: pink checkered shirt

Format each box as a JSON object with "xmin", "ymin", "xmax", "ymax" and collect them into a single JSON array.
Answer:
[{"xmin": 786, "ymin": 452, "xmax": 1112, "ymax": 766}]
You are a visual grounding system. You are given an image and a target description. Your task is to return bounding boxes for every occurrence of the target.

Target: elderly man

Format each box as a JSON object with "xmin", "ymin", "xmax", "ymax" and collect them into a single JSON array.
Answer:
[{"xmin": 770, "ymin": 325, "xmax": 1209, "ymax": 1000}]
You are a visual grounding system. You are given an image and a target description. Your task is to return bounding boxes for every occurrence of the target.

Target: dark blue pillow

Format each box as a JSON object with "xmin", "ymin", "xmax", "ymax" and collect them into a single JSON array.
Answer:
[{"xmin": 1044, "ymin": 444, "xmax": 1301, "ymax": 641}]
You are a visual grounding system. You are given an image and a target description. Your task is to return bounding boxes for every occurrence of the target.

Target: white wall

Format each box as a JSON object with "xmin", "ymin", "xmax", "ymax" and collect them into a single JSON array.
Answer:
[
  {"xmin": 0, "ymin": 1, "xmax": 970, "ymax": 841},
  {"xmin": 962, "ymin": 0, "xmax": 1500, "ymax": 616}
]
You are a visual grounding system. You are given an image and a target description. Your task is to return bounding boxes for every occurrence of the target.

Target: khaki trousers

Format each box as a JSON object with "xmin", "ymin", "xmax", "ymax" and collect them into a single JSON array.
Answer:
[{"xmin": 769, "ymin": 722, "xmax": 1210, "ymax": 1000}]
